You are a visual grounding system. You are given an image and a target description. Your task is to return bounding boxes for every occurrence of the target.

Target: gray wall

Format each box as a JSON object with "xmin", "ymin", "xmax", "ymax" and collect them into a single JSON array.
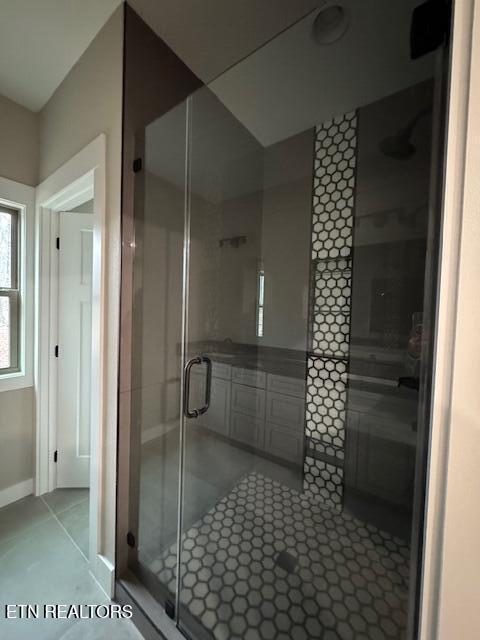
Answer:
[
  {"xmin": 261, "ymin": 130, "xmax": 313, "ymax": 351},
  {"xmin": 0, "ymin": 8, "xmax": 122, "ymax": 527},
  {"xmin": 0, "ymin": 93, "xmax": 38, "ymax": 186},
  {"xmin": 0, "ymin": 388, "xmax": 35, "ymax": 491},
  {"xmin": 0, "ymin": 9, "xmax": 122, "ymax": 506},
  {"xmin": 133, "ymin": 171, "xmax": 184, "ymax": 438},
  {"xmin": 0, "ymin": 96, "xmax": 38, "ymax": 493},
  {"xmin": 38, "ymin": 5, "xmax": 123, "ymax": 562}
]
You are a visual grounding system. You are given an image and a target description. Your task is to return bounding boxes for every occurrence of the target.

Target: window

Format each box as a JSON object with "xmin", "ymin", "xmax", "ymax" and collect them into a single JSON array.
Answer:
[{"xmin": 0, "ymin": 205, "xmax": 20, "ymax": 374}]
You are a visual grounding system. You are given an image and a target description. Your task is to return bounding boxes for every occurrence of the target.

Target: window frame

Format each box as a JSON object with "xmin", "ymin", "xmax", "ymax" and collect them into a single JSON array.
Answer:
[
  {"xmin": 0, "ymin": 204, "xmax": 21, "ymax": 375},
  {"xmin": 0, "ymin": 177, "xmax": 34, "ymax": 393}
]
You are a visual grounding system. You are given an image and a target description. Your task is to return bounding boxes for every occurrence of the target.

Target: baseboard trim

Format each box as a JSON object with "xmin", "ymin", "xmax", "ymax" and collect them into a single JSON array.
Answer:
[
  {"xmin": 0, "ymin": 477, "xmax": 34, "ymax": 509},
  {"xmin": 92, "ymin": 554, "xmax": 115, "ymax": 599}
]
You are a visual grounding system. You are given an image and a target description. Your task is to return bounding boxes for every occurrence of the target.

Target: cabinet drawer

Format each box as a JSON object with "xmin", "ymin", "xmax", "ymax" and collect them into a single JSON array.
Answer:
[
  {"xmin": 230, "ymin": 411, "xmax": 264, "ymax": 448},
  {"xmin": 267, "ymin": 374, "xmax": 305, "ymax": 398},
  {"xmin": 211, "ymin": 361, "xmax": 231, "ymax": 380},
  {"xmin": 232, "ymin": 367, "xmax": 266, "ymax": 389},
  {"xmin": 204, "ymin": 377, "xmax": 230, "ymax": 436},
  {"xmin": 266, "ymin": 391, "xmax": 304, "ymax": 431},
  {"xmin": 231, "ymin": 383, "xmax": 265, "ymax": 419},
  {"xmin": 264, "ymin": 422, "xmax": 303, "ymax": 464}
]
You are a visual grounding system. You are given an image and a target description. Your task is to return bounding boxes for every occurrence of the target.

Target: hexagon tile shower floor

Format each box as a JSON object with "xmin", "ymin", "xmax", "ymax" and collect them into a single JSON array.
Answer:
[{"xmin": 149, "ymin": 472, "xmax": 410, "ymax": 640}]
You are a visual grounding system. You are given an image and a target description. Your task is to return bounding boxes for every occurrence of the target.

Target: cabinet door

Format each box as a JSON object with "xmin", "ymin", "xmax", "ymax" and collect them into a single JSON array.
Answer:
[
  {"xmin": 355, "ymin": 414, "xmax": 415, "ymax": 506},
  {"xmin": 212, "ymin": 362, "xmax": 231, "ymax": 381},
  {"xmin": 204, "ymin": 377, "xmax": 231, "ymax": 437},
  {"xmin": 232, "ymin": 367, "xmax": 266, "ymax": 389},
  {"xmin": 230, "ymin": 411, "xmax": 264, "ymax": 448},
  {"xmin": 266, "ymin": 392, "xmax": 305, "ymax": 431},
  {"xmin": 264, "ymin": 422, "xmax": 303, "ymax": 464},
  {"xmin": 231, "ymin": 383, "xmax": 266, "ymax": 420},
  {"xmin": 267, "ymin": 374, "xmax": 305, "ymax": 399}
]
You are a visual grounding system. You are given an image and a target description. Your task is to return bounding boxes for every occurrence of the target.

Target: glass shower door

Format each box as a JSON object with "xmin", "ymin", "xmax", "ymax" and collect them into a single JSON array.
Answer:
[
  {"xmin": 123, "ymin": 2, "xmax": 451, "ymax": 639},
  {"xmin": 177, "ymin": 84, "xmax": 310, "ymax": 638},
  {"xmin": 127, "ymin": 100, "xmax": 188, "ymax": 607},
  {"xmin": 173, "ymin": 5, "xmax": 449, "ymax": 640}
]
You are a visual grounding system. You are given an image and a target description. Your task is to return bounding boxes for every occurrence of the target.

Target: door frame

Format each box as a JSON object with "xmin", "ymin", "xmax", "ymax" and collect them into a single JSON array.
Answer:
[{"xmin": 34, "ymin": 135, "xmax": 108, "ymax": 584}]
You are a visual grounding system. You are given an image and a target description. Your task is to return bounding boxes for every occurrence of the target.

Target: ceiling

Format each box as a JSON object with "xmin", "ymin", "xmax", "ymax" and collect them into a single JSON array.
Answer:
[
  {"xmin": 144, "ymin": 0, "xmax": 437, "ymax": 201},
  {"xmin": 0, "ymin": 0, "xmax": 121, "ymax": 112},
  {"xmin": 131, "ymin": 0, "xmax": 434, "ymax": 146},
  {"xmin": 209, "ymin": 0, "xmax": 434, "ymax": 146},
  {"xmin": 128, "ymin": 0, "xmax": 320, "ymax": 84},
  {"xmin": 0, "ymin": 0, "xmax": 435, "ymax": 134},
  {"xmin": 0, "ymin": 0, "xmax": 323, "ymax": 114}
]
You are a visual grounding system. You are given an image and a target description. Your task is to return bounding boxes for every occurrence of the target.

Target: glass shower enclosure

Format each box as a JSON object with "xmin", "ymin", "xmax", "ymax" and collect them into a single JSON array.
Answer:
[{"xmin": 118, "ymin": 2, "xmax": 451, "ymax": 639}]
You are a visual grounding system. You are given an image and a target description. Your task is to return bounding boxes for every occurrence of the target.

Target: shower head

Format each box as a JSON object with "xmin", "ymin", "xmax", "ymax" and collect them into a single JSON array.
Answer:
[{"xmin": 379, "ymin": 107, "xmax": 431, "ymax": 160}]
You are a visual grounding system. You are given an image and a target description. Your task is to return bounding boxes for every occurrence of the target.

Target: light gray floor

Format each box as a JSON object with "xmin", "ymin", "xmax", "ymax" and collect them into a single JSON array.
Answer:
[
  {"xmin": 136, "ymin": 427, "xmax": 410, "ymax": 640},
  {"xmin": 137, "ymin": 426, "xmax": 303, "ymax": 567},
  {"xmin": 0, "ymin": 490, "xmax": 143, "ymax": 640},
  {"xmin": 43, "ymin": 488, "xmax": 90, "ymax": 558}
]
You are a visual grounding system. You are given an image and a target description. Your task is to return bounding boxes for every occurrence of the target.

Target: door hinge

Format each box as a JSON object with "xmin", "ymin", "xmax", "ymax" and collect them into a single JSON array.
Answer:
[
  {"xmin": 133, "ymin": 157, "xmax": 143, "ymax": 173},
  {"xmin": 126, "ymin": 531, "xmax": 136, "ymax": 548},
  {"xmin": 165, "ymin": 600, "xmax": 175, "ymax": 620},
  {"xmin": 54, "ymin": 450, "xmax": 58, "ymax": 463},
  {"xmin": 56, "ymin": 236, "xmax": 60, "ymax": 250},
  {"xmin": 55, "ymin": 345, "xmax": 59, "ymax": 358}
]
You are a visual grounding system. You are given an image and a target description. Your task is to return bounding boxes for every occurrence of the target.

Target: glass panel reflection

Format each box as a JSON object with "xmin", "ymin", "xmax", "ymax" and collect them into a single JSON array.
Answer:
[
  {"xmin": 129, "ymin": 101, "xmax": 188, "ymax": 604},
  {"xmin": 126, "ymin": 1, "xmax": 448, "ymax": 638}
]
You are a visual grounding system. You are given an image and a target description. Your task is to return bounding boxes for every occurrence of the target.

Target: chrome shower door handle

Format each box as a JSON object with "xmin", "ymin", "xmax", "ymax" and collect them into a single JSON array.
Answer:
[
  {"xmin": 183, "ymin": 356, "xmax": 202, "ymax": 418},
  {"xmin": 183, "ymin": 356, "xmax": 212, "ymax": 418},
  {"xmin": 197, "ymin": 356, "xmax": 212, "ymax": 416}
]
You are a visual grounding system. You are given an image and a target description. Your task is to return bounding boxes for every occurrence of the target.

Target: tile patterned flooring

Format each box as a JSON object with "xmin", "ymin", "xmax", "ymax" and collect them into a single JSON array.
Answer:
[
  {"xmin": 0, "ymin": 489, "xmax": 141, "ymax": 640},
  {"xmin": 150, "ymin": 471, "xmax": 410, "ymax": 640}
]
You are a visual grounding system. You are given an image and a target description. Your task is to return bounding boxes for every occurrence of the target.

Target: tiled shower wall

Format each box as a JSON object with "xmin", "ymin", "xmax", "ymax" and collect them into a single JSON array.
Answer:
[{"xmin": 304, "ymin": 111, "xmax": 357, "ymax": 509}]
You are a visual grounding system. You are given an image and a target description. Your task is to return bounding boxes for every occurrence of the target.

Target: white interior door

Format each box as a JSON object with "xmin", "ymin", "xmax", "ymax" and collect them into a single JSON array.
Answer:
[{"xmin": 57, "ymin": 211, "xmax": 93, "ymax": 488}]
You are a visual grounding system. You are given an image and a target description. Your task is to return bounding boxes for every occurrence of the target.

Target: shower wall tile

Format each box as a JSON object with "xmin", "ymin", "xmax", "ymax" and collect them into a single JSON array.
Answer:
[{"xmin": 304, "ymin": 110, "xmax": 358, "ymax": 509}]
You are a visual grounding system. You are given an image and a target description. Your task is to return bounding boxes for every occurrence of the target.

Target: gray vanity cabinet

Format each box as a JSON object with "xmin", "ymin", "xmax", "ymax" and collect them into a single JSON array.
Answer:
[
  {"xmin": 231, "ymin": 383, "xmax": 266, "ymax": 419},
  {"xmin": 195, "ymin": 363, "xmax": 305, "ymax": 466},
  {"xmin": 206, "ymin": 377, "xmax": 231, "ymax": 437},
  {"xmin": 264, "ymin": 374, "xmax": 305, "ymax": 464},
  {"xmin": 264, "ymin": 422, "xmax": 303, "ymax": 463},
  {"xmin": 265, "ymin": 391, "xmax": 304, "ymax": 430},
  {"xmin": 345, "ymin": 393, "xmax": 417, "ymax": 507},
  {"xmin": 230, "ymin": 412, "xmax": 265, "ymax": 448},
  {"xmin": 193, "ymin": 362, "xmax": 231, "ymax": 437},
  {"xmin": 230, "ymin": 367, "xmax": 266, "ymax": 448},
  {"xmin": 231, "ymin": 369, "xmax": 305, "ymax": 464}
]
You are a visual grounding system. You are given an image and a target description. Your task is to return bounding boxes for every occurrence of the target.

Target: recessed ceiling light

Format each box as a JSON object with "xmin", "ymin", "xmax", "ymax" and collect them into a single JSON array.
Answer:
[{"xmin": 312, "ymin": 5, "xmax": 350, "ymax": 45}]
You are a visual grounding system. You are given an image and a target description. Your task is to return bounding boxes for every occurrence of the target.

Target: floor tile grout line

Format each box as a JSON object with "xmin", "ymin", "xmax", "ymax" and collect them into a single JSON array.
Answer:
[
  {"xmin": 0, "ymin": 511, "xmax": 55, "ymax": 557},
  {"xmin": 0, "ymin": 515, "xmax": 51, "ymax": 562},
  {"xmin": 43, "ymin": 489, "xmax": 90, "ymax": 515},
  {"xmin": 48, "ymin": 495, "xmax": 90, "ymax": 519},
  {"xmin": 40, "ymin": 495, "xmax": 89, "ymax": 563}
]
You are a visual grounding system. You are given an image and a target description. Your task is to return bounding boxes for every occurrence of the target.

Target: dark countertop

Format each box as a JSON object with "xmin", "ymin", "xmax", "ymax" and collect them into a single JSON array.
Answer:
[
  {"xmin": 191, "ymin": 343, "xmax": 420, "ymax": 407},
  {"xmin": 204, "ymin": 351, "xmax": 307, "ymax": 379}
]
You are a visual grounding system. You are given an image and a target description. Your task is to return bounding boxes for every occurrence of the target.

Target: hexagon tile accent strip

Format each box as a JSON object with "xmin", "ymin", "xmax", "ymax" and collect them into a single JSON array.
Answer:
[
  {"xmin": 305, "ymin": 110, "xmax": 358, "ymax": 508},
  {"xmin": 150, "ymin": 472, "xmax": 409, "ymax": 640}
]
